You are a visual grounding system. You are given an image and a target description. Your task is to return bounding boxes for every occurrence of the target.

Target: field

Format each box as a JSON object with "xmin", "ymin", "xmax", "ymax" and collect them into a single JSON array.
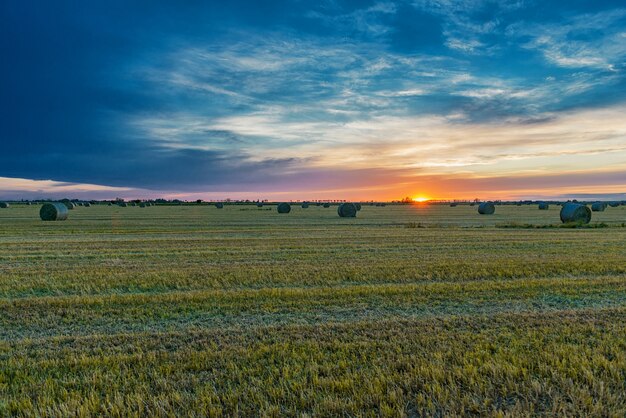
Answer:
[{"xmin": 1, "ymin": 203, "xmax": 626, "ymax": 416}]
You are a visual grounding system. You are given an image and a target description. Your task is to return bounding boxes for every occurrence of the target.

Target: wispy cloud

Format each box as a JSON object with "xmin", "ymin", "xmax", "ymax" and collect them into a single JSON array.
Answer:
[
  {"xmin": 0, "ymin": 177, "xmax": 139, "ymax": 200},
  {"xmin": 507, "ymin": 8, "xmax": 626, "ymax": 70},
  {"xmin": 306, "ymin": 1, "xmax": 398, "ymax": 37}
]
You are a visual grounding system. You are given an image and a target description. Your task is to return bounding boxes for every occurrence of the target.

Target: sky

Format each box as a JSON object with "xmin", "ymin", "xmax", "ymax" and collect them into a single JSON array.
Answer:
[{"xmin": 1, "ymin": 0, "xmax": 625, "ymax": 201}]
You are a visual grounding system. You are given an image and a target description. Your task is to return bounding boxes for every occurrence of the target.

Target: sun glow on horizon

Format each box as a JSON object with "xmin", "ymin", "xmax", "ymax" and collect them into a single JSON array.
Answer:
[{"xmin": 412, "ymin": 196, "xmax": 430, "ymax": 202}]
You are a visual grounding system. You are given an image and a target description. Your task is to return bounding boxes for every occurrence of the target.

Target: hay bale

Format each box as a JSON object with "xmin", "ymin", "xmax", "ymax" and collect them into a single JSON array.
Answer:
[
  {"xmin": 215, "ymin": 202, "xmax": 224, "ymax": 209},
  {"xmin": 355, "ymin": 203, "xmax": 362, "ymax": 211},
  {"xmin": 40, "ymin": 202, "xmax": 69, "ymax": 221},
  {"xmin": 139, "ymin": 202, "xmax": 146, "ymax": 208},
  {"xmin": 301, "ymin": 202, "xmax": 309, "ymax": 208},
  {"xmin": 609, "ymin": 202, "xmax": 619, "ymax": 208},
  {"xmin": 337, "ymin": 203, "xmax": 357, "ymax": 218},
  {"xmin": 118, "ymin": 202, "xmax": 127, "ymax": 207},
  {"xmin": 84, "ymin": 202, "xmax": 91, "ymax": 207},
  {"xmin": 257, "ymin": 202, "xmax": 264, "ymax": 208},
  {"xmin": 0, "ymin": 202, "xmax": 9, "ymax": 209},
  {"xmin": 277, "ymin": 202, "xmax": 291, "ymax": 213},
  {"xmin": 450, "ymin": 203, "xmax": 458, "ymax": 207},
  {"xmin": 323, "ymin": 203, "xmax": 330, "ymax": 208},
  {"xmin": 62, "ymin": 201, "xmax": 75, "ymax": 210},
  {"xmin": 478, "ymin": 202, "xmax": 495, "ymax": 215},
  {"xmin": 538, "ymin": 202, "xmax": 549, "ymax": 210},
  {"xmin": 591, "ymin": 202, "xmax": 606, "ymax": 212},
  {"xmin": 560, "ymin": 203, "xmax": 591, "ymax": 224},
  {"xmin": 108, "ymin": 202, "xmax": 113, "ymax": 206}
]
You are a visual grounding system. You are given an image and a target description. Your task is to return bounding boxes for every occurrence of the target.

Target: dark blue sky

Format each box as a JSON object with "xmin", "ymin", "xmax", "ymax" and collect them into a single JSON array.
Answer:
[{"xmin": 1, "ymin": 1, "xmax": 625, "ymax": 199}]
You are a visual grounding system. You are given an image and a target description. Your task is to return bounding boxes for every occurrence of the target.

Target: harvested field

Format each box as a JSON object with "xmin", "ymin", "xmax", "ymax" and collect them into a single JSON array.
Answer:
[{"xmin": 1, "ymin": 204, "xmax": 626, "ymax": 415}]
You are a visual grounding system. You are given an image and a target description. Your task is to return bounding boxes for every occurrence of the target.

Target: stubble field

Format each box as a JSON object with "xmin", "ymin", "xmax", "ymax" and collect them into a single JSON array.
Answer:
[{"xmin": 1, "ymin": 203, "xmax": 625, "ymax": 416}]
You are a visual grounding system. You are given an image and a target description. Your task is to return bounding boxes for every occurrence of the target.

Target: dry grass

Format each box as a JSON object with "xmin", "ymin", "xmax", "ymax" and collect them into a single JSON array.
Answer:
[{"xmin": 1, "ymin": 204, "xmax": 626, "ymax": 416}]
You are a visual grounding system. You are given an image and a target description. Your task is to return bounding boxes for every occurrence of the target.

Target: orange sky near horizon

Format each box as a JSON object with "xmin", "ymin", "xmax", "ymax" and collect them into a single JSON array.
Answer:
[{"xmin": 2, "ymin": 164, "xmax": 625, "ymax": 202}]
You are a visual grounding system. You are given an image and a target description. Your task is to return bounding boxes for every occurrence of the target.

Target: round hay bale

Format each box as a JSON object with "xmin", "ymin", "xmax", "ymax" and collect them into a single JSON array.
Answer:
[
  {"xmin": 215, "ymin": 202, "xmax": 224, "ymax": 209},
  {"xmin": 62, "ymin": 201, "xmax": 75, "ymax": 210},
  {"xmin": 40, "ymin": 202, "xmax": 69, "ymax": 221},
  {"xmin": 301, "ymin": 202, "xmax": 309, "ymax": 209},
  {"xmin": 118, "ymin": 202, "xmax": 127, "ymax": 207},
  {"xmin": 337, "ymin": 203, "xmax": 357, "ymax": 218},
  {"xmin": 538, "ymin": 202, "xmax": 549, "ymax": 210},
  {"xmin": 84, "ymin": 202, "xmax": 91, "ymax": 207},
  {"xmin": 478, "ymin": 202, "xmax": 495, "ymax": 215},
  {"xmin": 323, "ymin": 203, "xmax": 330, "ymax": 208},
  {"xmin": 277, "ymin": 202, "xmax": 291, "ymax": 213},
  {"xmin": 609, "ymin": 202, "xmax": 619, "ymax": 208},
  {"xmin": 139, "ymin": 202, "xmax": 146, "ymax": 208},
  {"xmin": 0, "ymin": 202, "xmax": 9, "ymax": 209},
  {"xmin": 108, "ymin": 202, "xmax": 113, "ymax": 206},
  {"xmin": 560, "ymin": 203, "xmax": 591, "ymax": 224},
  {"xmin": 591, "ymin": 202, "xmax": 605, "ymax": 212},
  {"xmin": 450, "ymin": 203, "xmax": 458, "ymax": 207},
  {"xmin": 77, "ymin": 202, "xmax": 84, "ymax": 207},
  {"xmin": 257, "ymin": 202, "xmax": 264, "ymax": 208},
  {"xmin": 355, "ymin": 203, "xmax": 362, "ymax": 211}
]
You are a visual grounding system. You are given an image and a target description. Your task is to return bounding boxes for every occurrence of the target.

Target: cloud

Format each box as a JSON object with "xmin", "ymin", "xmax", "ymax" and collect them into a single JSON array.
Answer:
[
  {"xmin": 129, "ymin": 102, "xmax": 626, "ymax": 183},
  {"xmin": 0, "ymin": 177, "xmax": 139, "ymax": 200},
  {"xmin": 506, "ymin": 8, "xmax": 626, "ymax": 70},
  {"xmin": 1, "ymin": 1, "xmax": 626, "ymax": 200},
  {"xmin": 306, "ymin": 1, "xmax": 398, "ymax": 37}
]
